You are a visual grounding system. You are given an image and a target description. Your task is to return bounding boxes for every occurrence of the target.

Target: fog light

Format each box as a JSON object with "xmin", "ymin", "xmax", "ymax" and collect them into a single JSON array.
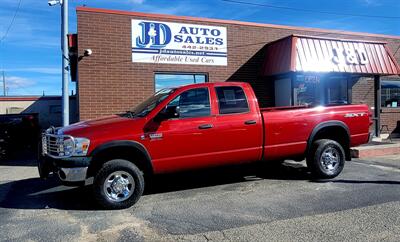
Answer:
[{"xmin": 58, "ymin": 170, "xmax": 66, "ymax": 180}]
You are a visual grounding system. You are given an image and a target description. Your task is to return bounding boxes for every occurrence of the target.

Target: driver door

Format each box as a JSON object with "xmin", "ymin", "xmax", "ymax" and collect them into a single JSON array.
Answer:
[{"xmin": 143, "ymin": 87, "xmax": 218, "ymax": 173}]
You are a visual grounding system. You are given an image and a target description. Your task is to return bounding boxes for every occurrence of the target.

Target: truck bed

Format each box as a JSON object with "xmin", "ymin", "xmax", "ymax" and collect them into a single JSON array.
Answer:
[{"xmin": 261, "ymin": 104, "xmax": 370, "ymax": 160}]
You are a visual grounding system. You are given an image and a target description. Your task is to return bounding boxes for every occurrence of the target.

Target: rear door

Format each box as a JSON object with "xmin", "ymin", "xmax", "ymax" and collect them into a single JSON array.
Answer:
[{"xmin": 212, "ymin": 85, "xmax": 263, "ymax": 164}]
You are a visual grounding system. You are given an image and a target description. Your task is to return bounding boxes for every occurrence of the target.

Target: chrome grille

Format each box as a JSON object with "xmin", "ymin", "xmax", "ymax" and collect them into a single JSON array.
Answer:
[
  {"xmin": 47, "ymin": 135, "xmax": 59, "ymax": 156},
  {"xmin": 42, "ymin": 128, "xmax": 74, "ymax": 158},
  {"xmin": 42, "ymin": 134, "xmax": 61, "ymax": 157}
]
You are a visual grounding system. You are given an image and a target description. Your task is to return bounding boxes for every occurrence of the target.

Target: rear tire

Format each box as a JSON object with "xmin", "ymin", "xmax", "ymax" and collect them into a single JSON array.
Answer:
[
  {"xmin": 306, "ymin": 139, "xmax": 345, "ymax": 179},
  {"xmin": 93, "ymin": 159, "xmax": 144, "ymax": 209}
]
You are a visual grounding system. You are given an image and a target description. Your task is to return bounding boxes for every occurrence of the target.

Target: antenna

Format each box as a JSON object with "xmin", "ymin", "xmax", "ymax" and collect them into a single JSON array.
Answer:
[{"xmin": 2, "ymin": 70, "xmax": 5, "ymax": 96}]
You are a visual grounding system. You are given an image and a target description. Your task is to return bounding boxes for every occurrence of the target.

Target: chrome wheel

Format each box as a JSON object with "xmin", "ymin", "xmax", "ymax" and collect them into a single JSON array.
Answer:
[
  {"xmin": 103, "ymin": 171, "xmax": 135, "ymax": 202},
  {"xmin": 320, "ymin": 147, "xmax": 340, "ymax": 172}
]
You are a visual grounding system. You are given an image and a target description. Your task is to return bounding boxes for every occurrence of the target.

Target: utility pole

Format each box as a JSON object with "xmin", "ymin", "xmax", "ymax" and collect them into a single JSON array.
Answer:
[
  {"xmin": 374, "ymin": 75, "xmax": 381, "ymax": 137},
  {"xmin": 2, "ymin": 71, "xmax": 5, "ymax": 96},
  {"xmin": 61, "ymin": 0, "xmax": 69, "ymax": 126}
]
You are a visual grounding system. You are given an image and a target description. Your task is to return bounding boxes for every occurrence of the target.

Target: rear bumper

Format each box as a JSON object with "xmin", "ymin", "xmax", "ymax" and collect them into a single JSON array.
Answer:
[{"xmin": 38, "ymin": 155, "xmax": 91, "ymax": 185}]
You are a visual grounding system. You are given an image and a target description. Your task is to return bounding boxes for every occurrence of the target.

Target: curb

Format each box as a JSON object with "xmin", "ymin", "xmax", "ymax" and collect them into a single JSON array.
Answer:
[{"xmin": 351, "ymin": 143, "xmax": 400, "ymax": 158}]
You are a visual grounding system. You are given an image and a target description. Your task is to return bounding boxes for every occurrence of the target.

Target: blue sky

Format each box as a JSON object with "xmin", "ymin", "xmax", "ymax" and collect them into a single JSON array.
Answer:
[{"xmin": 0, "ymin": 0, "xmax": 399, "ymax": 96}]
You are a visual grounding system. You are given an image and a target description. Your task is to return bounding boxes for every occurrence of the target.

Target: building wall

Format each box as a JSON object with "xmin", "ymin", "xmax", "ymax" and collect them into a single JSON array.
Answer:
[
  {"xmin": 381, "ymin": 109, "xmax": 400, "ymax": 133},
  {"xmin": 0, "ymin": 100, "xmax": 35, "ymax": 114},
  {"xmin": 351, "ymin": 77, "xmax": 400, "ymax": 132},
  {"xmin": 77, "ymin": 8, "xmax": 400, "ymax": 132},
  {"xmin": 0, "ymin": 97, "xmax": 78, "ymax": 128}
]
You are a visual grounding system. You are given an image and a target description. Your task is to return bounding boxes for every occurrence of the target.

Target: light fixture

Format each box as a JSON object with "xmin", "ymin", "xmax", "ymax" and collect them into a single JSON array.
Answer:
[
  {"xmin": 84, "ymin": 49, "xmax": 93, "ymax": 57},
  {"xmin": 48, "ymin": 0, "xmax": 62, "ymax": 6}
]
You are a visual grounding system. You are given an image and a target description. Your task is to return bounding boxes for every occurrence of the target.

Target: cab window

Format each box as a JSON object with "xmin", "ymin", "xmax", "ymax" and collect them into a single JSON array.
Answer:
[
  {"xmin": 215, "ymin": 86, "xmax": 249, "ymax": 114},
  {"xmin": 167, "ymin": 88, "xmax": 211, "ymax": 118}
]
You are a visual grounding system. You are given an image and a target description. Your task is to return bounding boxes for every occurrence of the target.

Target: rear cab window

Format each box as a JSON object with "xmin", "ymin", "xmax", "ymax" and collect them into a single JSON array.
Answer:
[{"xmin": 215, "ymin": 86, "xmax": 250, "ymax": 114}]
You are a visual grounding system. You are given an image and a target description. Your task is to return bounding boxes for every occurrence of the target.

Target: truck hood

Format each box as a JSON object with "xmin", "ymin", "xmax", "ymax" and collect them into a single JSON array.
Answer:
[{"xmin": 59, "ymin": 115, "xmax": 146, "ymax": 139}]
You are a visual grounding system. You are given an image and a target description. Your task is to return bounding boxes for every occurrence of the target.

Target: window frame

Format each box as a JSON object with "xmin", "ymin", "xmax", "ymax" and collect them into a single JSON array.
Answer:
[
  {"xmin": 381, "ymin": 79, "xmax": 400, "ymax": 108},
  {"xmin": 164, "ymin": 87, "xmax": 212, "ymax": 120},
  {"xmin": 291, "ymin": 73, "xmax": 351, "ymax": 107},
  {"xmin": 215, "ymin": 86, "xmax": 250, "ymax": 115},
  {"xmin": 325, "ymin": 75, "xmax": 350, "ymax": 106},
  {"xmin": 154, "ymin": 72, "xmax": 209, "ymax": 93}
]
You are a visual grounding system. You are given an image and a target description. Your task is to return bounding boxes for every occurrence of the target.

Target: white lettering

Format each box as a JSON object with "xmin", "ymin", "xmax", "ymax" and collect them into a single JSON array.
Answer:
[
  {"xmin": 356, "ymin": 47, "xmax": 369, "ymax": 64},
  {"xmin": 345, "ymin": 48, "xmax": 358, "ymax": 64},
  {"xmin": 332, "ymin": 45, "xmax": 369, "ymax": 65},
  {"xmin": 332, "ymin": 46, "xmax": 342, "ymax": 64}
]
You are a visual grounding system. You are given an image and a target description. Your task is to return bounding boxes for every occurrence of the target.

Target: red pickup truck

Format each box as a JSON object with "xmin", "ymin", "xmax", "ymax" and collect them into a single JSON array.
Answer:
[{"xmin": 39, "ymin": 82, "xmax": 371, "ymax": 209}]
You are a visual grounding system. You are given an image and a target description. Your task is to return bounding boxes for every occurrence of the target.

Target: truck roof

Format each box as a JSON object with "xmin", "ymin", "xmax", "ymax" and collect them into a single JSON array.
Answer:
[{"xmin": 168, "ymin": 81, "xmax": 250, "ymax": 90}]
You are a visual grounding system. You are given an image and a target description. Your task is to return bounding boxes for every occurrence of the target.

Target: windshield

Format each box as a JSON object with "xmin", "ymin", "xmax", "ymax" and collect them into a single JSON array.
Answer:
[{"xmin": 124, "ymin": 88, "xmax": 175, "ymax": 118}]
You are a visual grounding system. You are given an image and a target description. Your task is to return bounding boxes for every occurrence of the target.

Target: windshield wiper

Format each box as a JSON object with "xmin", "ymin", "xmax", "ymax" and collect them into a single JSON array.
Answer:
[{"xmin": 120, "ymin": 110, "xmax": 136, "ymax": 118}]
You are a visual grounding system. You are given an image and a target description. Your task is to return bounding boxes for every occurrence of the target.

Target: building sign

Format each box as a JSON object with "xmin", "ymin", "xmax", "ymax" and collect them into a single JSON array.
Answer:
[
  {"xmin": 262, "ymin": 35, "xmax": 400, "ymax": 76},
  {"xmin": 304, "ymin": 75, "xmax": 320, "ymax": 83},
  {"xmin": 298, "ymin": 37, "xmax": 400, "ymax": 74},
  {"xmin": 131, "ymin": 20, "xmax": 227, "ymax": 66},
  {"xmin": 331, "ymin": 45, "xmax": 369, "ymax": 65}
]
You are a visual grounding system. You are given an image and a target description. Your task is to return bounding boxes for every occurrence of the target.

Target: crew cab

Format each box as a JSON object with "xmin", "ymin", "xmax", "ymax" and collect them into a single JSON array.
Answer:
[{"xmin": 39, "ymin": 82, "xmax": 371, "ymax": 209}]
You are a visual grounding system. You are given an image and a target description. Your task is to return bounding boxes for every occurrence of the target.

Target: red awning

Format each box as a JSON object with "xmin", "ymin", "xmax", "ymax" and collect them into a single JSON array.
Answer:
[{"xmin": 261, "ymin": 35, "xmax": 400, "ymax": 76}]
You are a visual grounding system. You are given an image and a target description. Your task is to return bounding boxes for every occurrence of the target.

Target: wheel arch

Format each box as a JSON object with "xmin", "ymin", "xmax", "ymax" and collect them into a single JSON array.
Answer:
[
  {"xmin": 307, "ymin": 121, "xmax": 351, "ymax": 161},
  {"xmin": 87, "ymin": 140, "xmax": 153, "ymax": 178}
]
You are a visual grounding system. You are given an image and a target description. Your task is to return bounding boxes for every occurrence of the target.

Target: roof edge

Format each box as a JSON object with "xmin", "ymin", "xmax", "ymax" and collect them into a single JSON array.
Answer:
[
  {"xmin": 291, "ymin": 34, "xmax": 388, "ymax": 44},
  {"xmin": 0, "ymin": 96, "xmax": 76, "ymax": 101},
  {"xmin": 76, "ymin": 7, "xmax": 400, "ymax": 40}
]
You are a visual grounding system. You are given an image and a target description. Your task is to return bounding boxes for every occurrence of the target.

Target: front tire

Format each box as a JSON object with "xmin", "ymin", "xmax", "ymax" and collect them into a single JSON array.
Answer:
[
  {"xmin": 306, "ymin": 139, "xmax": 345, "ymax": 179},
  {"xmin": 93, "ymin": 159, "xmax": 144, "ymax": 209}
]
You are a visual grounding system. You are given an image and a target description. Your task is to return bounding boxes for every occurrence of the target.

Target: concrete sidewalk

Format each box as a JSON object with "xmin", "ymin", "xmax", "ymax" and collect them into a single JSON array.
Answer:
[{"xmin": 351, "ymin": 139, "xmax": 400, "ymax": 158}]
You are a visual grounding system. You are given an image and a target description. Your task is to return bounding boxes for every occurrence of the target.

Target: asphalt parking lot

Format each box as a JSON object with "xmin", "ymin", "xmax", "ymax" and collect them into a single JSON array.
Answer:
[{"xmin": 1, "ymin": 155, "xmax": 399, "ymax": 242}]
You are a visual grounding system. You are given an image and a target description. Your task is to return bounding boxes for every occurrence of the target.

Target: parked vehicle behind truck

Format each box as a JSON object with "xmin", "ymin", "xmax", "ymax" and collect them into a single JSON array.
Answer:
[
  {"xmin": 39, "ymin": 82, "xmax": 371, "ymax": 209},
  {"xmin": 0, "ymin": 113, "xmax": 40, "ymax": 160}
]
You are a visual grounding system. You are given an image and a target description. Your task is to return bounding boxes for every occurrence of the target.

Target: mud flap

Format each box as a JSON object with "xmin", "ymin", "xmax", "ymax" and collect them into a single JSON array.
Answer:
[{"xmin": 38, "ymin": 155, "xmax": 52, "ymax": 179}]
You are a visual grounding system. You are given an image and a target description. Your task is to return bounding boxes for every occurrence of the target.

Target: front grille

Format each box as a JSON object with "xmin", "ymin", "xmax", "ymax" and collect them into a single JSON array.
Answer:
[
  {"xmin": 42, "ymin": 129, "xmax": 74, "ymax": 158},
  {"xmin": 43, "ymin": 135, "xmax": 60, "ymax": 157}
]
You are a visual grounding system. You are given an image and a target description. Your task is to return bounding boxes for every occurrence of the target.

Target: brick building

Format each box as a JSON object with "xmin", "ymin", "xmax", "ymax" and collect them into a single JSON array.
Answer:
[{"xmin": 73, "ymin": 7, "xmax": 400, "ymax": 136}]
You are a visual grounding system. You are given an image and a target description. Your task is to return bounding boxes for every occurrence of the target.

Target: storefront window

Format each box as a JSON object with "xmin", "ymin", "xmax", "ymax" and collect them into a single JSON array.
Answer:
[
  {"xmin": 292, "ymin": 75, "xmax": 349, "ymax": 106},
  {"xmin": 325, "ymin": 76, "xmax": 348, "ymax": 105},
  {"xmin": 155, "ymin": 73, "xmax": 207, "ymax": 92},
  {"xmin": 381, "ymin": 80, "xmax": 400, "ymax": 108},
  {"xmin": 293, "ymin": 75, "xmax": 321, "ymax": 106}
]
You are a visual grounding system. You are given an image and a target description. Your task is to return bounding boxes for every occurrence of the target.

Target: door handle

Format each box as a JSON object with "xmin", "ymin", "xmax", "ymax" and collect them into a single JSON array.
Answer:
[
  {"xmin": 198, "ymin": 124, "xmax": 213, "ymax": 129},
  {"xmin": 244, "ymin": 120, "xmax": 257, "ymax": 125}
]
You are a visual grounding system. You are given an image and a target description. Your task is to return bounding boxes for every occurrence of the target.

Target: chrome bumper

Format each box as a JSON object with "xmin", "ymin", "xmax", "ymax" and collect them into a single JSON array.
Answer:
[{"xmin": 58, "ymin": 167, "xmax": 88, "ymax": 182}]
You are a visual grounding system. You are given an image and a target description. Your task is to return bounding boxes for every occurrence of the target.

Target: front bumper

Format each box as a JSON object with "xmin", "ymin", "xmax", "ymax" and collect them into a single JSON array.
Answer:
[
  {"xmin": 38, "ymin": 155, "xmax": 91, "ymax": 184},
  {"xmin": 58, "ymin": 167, "xmax": 88, "ymax": 182}
]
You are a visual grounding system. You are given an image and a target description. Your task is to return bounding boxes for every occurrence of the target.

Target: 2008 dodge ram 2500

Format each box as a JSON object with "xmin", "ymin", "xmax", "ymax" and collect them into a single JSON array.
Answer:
[{"xmin": 39, "ymin": 82, "xmax": 371, "ymax": 209}]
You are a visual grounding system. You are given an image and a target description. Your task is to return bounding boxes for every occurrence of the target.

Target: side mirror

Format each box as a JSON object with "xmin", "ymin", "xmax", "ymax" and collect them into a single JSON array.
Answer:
[{"xmin": 154, "ymin": 106, "xmax": 180, "ymax": 122}]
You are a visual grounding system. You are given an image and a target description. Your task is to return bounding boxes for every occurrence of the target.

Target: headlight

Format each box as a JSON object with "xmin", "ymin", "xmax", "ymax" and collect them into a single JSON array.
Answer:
[
  {"xmin": 72, "ymin": 137, "xmax": 90, "ymax": 156},
  {"xmin": 62, "ymin": 137, "xmax": 75, "ymax": 157},
  {"xmin": 43, "ymin": 128, "xmax": 91, "ymax": 158},
  {"xmin": 53, "ymin": 136, "xmax": 90, "ymax": 157}
]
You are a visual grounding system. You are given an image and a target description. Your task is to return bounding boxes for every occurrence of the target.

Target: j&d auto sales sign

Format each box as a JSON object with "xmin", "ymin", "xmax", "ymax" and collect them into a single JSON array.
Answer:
[{"xmin": 131, "ymin": 20, "xmax": 227, "ymax": 66}]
